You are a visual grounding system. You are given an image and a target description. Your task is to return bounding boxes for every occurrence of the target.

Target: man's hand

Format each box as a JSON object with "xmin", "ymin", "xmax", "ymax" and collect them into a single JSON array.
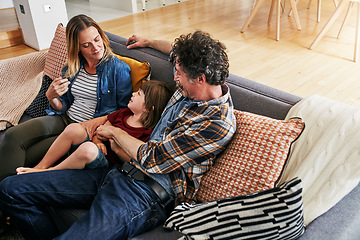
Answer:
[
  {"xmin": 126, "ymin": 34, "xmax": 172, "ymax": 55},
  {"xmin": 126, "ymin": 35, "xmax": 150, "ymax": 49},
  {"xmin": 96, "ymin": 124, "xmax": 116, "ymax": 139},
  {"xmin": 97, "ymin": 124, "xmax": 144, "ymax": 161},
  {"xmin": 80, "ymin": 116, "xmax": 107, "ymax": 140}
]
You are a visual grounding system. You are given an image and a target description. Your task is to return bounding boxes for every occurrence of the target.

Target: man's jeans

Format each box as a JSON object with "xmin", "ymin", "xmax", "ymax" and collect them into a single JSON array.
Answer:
[{"xmin": 0, "ymin": 167, "xmax": 167, "ymax": 240}]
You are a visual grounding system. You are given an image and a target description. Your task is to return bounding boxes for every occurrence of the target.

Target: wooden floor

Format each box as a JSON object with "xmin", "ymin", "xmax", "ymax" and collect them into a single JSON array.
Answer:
[{"xmin": 2, "ymin": 0, "xmax": 360, "ymax": 107}]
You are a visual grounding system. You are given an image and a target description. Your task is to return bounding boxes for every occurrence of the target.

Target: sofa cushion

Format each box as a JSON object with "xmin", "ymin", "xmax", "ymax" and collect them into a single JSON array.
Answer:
[
  {"xmin": 196, "ymin": 110, "xmax": 304, "ymax": 202},
  {"xmin": 114, "ymin": 54, "xmax": 151, "ymax": 92},
  {"xmin": 165, "ymin": 177, "xmax": 305, "ymax": 240},
  {"xmin": 43, "ymin": 23, "xmax": 68, "ymax": 80}
]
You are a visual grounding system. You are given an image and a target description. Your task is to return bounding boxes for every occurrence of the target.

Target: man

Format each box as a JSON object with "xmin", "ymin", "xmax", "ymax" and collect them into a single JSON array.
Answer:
[{"xmin": 0, "ymin": 30, "xmax": 236, "ymax": 239}]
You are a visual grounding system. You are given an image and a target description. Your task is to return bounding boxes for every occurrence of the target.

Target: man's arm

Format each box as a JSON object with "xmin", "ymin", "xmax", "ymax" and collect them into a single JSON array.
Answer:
[
  {"xmin": 108, "ymin": 139, "xmax": 131, "ymax": 163},
  {"xmin": 96, "ymin": 125, "xmax": 144, "ymax": 161},
  {"xmin": 126, "ymin": 35, "xmax": 173, "ymax": 55}
]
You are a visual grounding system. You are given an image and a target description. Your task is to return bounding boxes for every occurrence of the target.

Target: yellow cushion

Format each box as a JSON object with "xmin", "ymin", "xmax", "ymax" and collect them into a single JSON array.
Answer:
[{"xmin": 114, "ymin": 54, "xmax": 151, "ymax": 92}]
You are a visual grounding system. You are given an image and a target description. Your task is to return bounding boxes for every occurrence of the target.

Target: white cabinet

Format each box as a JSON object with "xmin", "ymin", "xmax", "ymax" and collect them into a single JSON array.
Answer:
[{"xmin": 13, "ymin": 0, "xmax": 68, "ymax": 50}]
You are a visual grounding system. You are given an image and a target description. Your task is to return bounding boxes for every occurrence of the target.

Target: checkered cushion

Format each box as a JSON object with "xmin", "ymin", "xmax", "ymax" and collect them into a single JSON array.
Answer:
[
  {"xmin": 196, "ymin": 110, "xmax": 304, "ymax": 202},
  {"xmin": 43, "ymin": 23, "xmax": 67, "ymax": 80}
]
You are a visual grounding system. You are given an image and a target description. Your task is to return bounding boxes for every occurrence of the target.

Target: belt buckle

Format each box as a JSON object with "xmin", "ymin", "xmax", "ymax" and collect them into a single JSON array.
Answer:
[
  {"xmin": 120, "ymin": 162, "xmax": 133, "ymax": 175},
  {"xmin": 120, "ymin": 163, "xmax": 145, "ymax": 181}
]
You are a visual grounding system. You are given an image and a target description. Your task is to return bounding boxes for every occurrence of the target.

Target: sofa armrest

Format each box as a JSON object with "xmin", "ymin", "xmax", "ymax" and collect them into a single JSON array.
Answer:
[{"xmin": 299, "ymin": 182, "xmax": 360, "ymax": 240}]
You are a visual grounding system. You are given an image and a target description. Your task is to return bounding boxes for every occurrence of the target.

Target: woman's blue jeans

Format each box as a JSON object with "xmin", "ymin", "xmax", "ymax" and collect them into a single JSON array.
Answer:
[{"xmin": 0, "ymin": 167, "xmax": 167, "ymax": 240}]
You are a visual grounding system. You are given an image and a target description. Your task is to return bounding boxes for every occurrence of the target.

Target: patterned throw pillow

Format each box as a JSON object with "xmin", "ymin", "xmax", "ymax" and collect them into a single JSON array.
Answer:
[
  {"xmin": 196, "ymin": 110, "xmax": 304, "ymax": 202},
  {"xmin": 25, "ymin": 24, "xmax": 67, "ymax": 118},
  {"xmin": 24, "ymin": 75, "xmax": 52, "ymax": 118},
  {"xmin": 165, "ymin": 177, "xmax": 305, "ymax": 240},
  {"xmin": 114, "ymin": 54, "xmax": 151, "ymax": 92},
  {"xmin": 43, "ymin": 23, "xmax": 68, "ymax": 80}
]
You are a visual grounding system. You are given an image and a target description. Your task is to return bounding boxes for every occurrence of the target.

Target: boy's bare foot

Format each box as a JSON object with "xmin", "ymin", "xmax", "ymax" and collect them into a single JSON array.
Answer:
[{"xmin": 16, "ymin": 167, "xmax": 48, "ymax": 174}]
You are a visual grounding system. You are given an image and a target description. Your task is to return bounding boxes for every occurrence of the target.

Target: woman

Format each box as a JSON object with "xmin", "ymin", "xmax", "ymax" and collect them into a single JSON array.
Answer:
[{"xmin": 0, "ymin": 14, "xmax": 133, "ymax": 181}]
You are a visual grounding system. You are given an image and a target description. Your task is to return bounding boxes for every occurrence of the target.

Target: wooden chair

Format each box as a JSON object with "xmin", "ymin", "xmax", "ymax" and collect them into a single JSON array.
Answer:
[
  {"xmin": 241, "ymin": 0, "xmax": 302, "ymax": 41},
  {"xmin": 309, "ymin": 0, "xmax": 360, "ymax": 62}
]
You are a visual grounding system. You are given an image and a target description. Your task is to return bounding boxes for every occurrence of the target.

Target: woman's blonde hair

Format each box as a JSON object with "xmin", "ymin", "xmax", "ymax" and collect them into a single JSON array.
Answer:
[
  {"xmin": 64, "ymin": 14, "xmax": 113, "ymax": 79},
  {"xmin": 139, "ymin": 81, "xmax": 174, "ymax": 129}
]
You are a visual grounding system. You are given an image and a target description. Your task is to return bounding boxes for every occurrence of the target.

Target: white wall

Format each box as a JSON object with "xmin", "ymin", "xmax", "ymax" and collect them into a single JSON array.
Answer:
[
  {"xmin": 13, "ymin": 0, "xmax": 68, "ymax": 50},
  {"xmin": 0, "ymin": 0, "xmax": 14, "ymax": 9}
]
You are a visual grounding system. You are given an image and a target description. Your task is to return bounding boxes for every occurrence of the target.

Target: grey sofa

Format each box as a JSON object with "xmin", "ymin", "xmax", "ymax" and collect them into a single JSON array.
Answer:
[{"xmin": 1, "ymin": 32, "xmax": 360, "ymax": 239}]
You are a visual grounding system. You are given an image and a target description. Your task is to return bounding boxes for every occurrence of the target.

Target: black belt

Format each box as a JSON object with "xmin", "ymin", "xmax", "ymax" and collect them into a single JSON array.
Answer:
[{"xmin": 119, "ymin": 162, "xmax": 174, "ymax": 215}]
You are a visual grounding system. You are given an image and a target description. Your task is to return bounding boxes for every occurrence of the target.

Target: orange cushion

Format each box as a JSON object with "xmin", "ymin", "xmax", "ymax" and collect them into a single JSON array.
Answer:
[
  {"xmin": 43, "ymin": 23, "xmax": 67, "ymax": 80},
  {"xmin": 114, "ymin": 54, "xmax": 150, "ymax": 92},
  {"xmin": 196, "ymin": 110, "xmax": 305, "ymax": 202}
]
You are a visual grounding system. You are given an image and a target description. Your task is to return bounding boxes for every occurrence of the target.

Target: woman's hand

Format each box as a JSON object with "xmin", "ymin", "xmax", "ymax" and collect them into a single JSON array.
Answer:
[
  {"xmin": 46, "ymin": 77, "xmax": 70, "ymax": 100},
  {"xmin": 80, "ymin": 116, "xmax": 108, "ymax": 140},
  {"xmin": 46, "ymin": 77, "xmax": 70, "ymax": 111}
]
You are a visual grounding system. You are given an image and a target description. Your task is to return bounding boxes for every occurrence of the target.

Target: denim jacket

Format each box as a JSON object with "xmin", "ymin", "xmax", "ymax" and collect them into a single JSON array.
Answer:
[{"xmin": 47, "ymin": 55, "xmax": 132, "ymax": 119}]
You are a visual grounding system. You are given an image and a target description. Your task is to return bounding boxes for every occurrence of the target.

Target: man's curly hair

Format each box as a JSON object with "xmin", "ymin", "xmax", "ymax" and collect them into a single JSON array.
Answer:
[{"xmin": 172, "ymin": 30, "xmax": 229, "ymax": 85}]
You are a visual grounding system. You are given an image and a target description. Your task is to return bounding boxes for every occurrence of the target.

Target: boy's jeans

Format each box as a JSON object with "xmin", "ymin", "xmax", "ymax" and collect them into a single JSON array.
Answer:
[{"xmin": 0, "ymin": 167, "xmax": 167, "ymax": 240}]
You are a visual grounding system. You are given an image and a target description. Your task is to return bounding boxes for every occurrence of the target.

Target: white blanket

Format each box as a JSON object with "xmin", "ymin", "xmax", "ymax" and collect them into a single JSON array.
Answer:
[{"xmin": 278, "ymin": 94, "xmax": 360, "ymax": 226}]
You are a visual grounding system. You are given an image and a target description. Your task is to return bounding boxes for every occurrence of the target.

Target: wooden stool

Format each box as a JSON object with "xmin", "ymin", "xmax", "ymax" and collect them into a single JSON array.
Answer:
[
  {"xmin": 309, "ymin": 0, "xmax": 360, "ymax": 62},
  {"xmin": 241, "ymin": 0, "xmax": 302, "ymax": 41}
]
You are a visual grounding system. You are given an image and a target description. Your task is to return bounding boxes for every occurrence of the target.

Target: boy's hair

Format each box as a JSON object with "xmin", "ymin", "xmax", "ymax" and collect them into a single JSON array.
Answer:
[
  {"xmin": 172, "ymin": 30, "xmax": 229, "ymax": 85},
  {"xmin": 64, "ymin": 14, "xmax": 113, "ymax": 79},
  {"xmin": 140, "ymin": 80, "xmax": 174, "ymax": 129}
]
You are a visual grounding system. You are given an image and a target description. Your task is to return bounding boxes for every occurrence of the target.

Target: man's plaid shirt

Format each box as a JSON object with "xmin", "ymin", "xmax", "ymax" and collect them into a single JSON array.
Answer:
[{"xmin": 137, "ymin": 85, "xmax": 236, "ymax": 204}]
